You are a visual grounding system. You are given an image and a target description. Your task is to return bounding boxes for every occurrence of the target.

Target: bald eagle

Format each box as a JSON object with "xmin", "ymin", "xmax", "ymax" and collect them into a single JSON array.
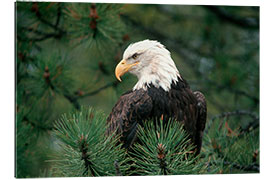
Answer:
[{"xmin": 107, "ymin": 40, "xmax": 207, "ymax": 154}]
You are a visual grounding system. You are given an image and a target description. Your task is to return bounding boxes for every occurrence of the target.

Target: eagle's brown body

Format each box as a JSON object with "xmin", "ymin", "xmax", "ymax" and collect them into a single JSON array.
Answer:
[{"xmin": 106, "ymin": 76, "xmax": 207, "ymax": 154}]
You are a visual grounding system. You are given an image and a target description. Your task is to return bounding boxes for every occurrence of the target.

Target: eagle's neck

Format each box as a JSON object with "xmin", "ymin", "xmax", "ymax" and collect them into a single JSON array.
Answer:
[{"xmin": 132, "ymin": 56, "xmax": 181, "ymax": 92}]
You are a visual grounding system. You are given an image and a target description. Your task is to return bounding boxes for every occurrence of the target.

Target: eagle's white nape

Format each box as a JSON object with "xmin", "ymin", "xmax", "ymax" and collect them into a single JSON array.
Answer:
[{"xmin": 123, "ymin": 39, "xmax": 181, "ymax": 92}]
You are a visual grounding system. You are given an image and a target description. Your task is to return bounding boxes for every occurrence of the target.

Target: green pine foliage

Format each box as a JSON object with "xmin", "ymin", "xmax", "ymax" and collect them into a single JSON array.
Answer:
[
  {"xmin": 64, "ymin": 3, "xmax": 125, "ymax": 52},
  {"xmin": 201, "ymin": 115, "xmax": 259, "ymax": 174},
  {"xmin": 49, "ymin": 108, "xmax": 208, "ymax": 176},
  {"xmin": 129, "ymin": 119, "xmax": 206, "ymax": 175},
  {"xmin": 50, "ymin": 107, "xmax": 129, "ymax": 177},
  {"xmin": 48, "ymin": 107, "xmax": 259, "ymax": 176},
  {"xmin": 16, "ymin": 106, "xmax": 55, "ymax": 178},
  {"xmin": 16, "ymin": 109, "xmax": 35, "ymax": 177},
  {"xmin": 23, "ymin": 51, "xmax": 74, "ymax": 98}
]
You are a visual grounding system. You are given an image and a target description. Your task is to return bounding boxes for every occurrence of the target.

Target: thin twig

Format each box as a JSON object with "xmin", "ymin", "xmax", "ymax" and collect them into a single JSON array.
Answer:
[
  {"xmin": 239, "ymin": 119, "xmax": 259, "ymax": 134},
  {"xmin": 203, "ymin": 6, "xmax": 259, "ymax": 30},
  {"xmin": 208, "ymin": 161, "xmax": 259, "ymax": 172},
  {"xmin": 205, "ymin": 110, "xmax": 259, "ymax": 134},
  {"xmin": 207, "ymin": 79, "xmax": 259, "ymax": 104},
  {"xmin": 114, "ymin": 160, "xmax": 122, "ymax": 176},
  {"xmin": 62, "ymin": 81, "xmax": 119, "ymax": 110},
  {"xmin": 55, "ymin": 3, "xmax": 62, "ymax": 27},
  {"xmin": 63, "ymin": 93, "xmax": 81, "ymax": 110},
  {"xmin": 21, "ymin": 3, "xmax": 66, "ymax": 42},
  {"xmin": 22, "ymin": 116, "xmax": 56, "ymax": 131},
  {"xmin": 18, "ymin": 33, "xmax": 62, "ymax": 42},
  {"xmin": 223, "ymin": 161, "xmax": 259, "ymax": 172},
  {"xmin": 20, "ymin": 27, "xmax": 49, "ymax": 36},
  {"xmin": 37, "ymin": 14, "xmax": 65, "ymax": 33},
  {"xmin": 78, "ymin": 81, "xmax": 119, "ymax": 99},
  {"xmin": 212, "ymin": 110, "xmax": 258, "ymax": 121}
]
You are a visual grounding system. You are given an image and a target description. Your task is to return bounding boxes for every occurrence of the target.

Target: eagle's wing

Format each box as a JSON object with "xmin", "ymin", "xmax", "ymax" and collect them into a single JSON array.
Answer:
[
  {"xmin": 106, "ymin": 89, "xmax": 153, "ymax": 148},
  {"xmin": 193, "ymin": 91, "xmax": 207, "ymax": 154}
]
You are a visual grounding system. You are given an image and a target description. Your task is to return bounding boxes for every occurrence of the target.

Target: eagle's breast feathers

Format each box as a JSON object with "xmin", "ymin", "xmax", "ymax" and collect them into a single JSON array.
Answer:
[{"xmin": 107, "ymin": 77, "xmax": 207, "ymax": 154}]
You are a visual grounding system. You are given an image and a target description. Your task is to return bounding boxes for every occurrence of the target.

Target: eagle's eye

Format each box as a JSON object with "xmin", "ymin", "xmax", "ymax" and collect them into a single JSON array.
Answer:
[{"xmin": 132, "ymin": 53, "xmax": 138, "ymax": 59}]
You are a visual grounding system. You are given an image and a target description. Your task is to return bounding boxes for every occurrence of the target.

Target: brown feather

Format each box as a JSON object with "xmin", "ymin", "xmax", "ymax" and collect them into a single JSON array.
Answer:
[{"xmin": 107, "ymin": 77, "xmax": 207, "ymax": 154}]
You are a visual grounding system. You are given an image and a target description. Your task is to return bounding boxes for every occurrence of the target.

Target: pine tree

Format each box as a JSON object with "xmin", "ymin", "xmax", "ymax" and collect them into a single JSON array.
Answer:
[
  {"xmin": 16, "ymin": 2, "xmax": 259, "ymax": 177},
  {"xmin": 50, "ymin": 108, "xmax": 207, "ymax": 176},
  {"xmin": 128, "ymin": 118, "xmax": 206, "ymax": 175},
  {"xmin": 48, "ymin": 107, "xmax": 259, "ymax": 176},
  {"xmin": 201, "ymin": 111, "xmax": 259, "ymax": 174},
  {"xmin": 50, "ymin": 107, "xmax": 130, "ymax": 177},
  {"xmin": 16, "ymin": 2, "xmax": 127, "ymax": 177}
]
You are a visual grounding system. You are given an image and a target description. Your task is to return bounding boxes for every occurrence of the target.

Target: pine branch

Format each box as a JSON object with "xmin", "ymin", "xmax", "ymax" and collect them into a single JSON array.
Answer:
[
  {"xmin": 18, "ymin": 3, "xmax": 66, "ymax": 43},
  {"xmin": 79, "ymin": 135, "xmax": 96, "ymax": 176},
  {"xmin": 63, "ymin": 93, "xmax": 81, "ymax": 110},
  {"xmin": 203, "ymin": 114, "xmax": 259, "ymax": 174},
  {"xmin": 211, "ymin": 110, "xmax": 258, "ymax": 121},
  {"xmin": 130, "ymin": 118, "xmax": 205, "ymax": 175},
  {"xmin": 206, "ymin": 79, "xmax": 259, "ymax": 104},
  {"xmin": 62, "ymin": 81, "xmax": 119, "ymax": 110},
  {"xmin": 120, "ymin": 13, "xmax": 211, "ymax": 63},
  {"xmin": 20, "ymin": 27, "xmax": 50, "ymax": 36},
  {"xmin": 18, "ymin": 25, "xmax": 65, "ymax": 42},
  {"xmin": 157, "ymin": 143, "xmax": 168, "ymax": 175},
  {"xmin": 18, "ymin": 33, "xmax": 63, "ymax": 42},
  {"xmin": 21, "ymin": 115, "xmax": 55, "ymax": 131},
  {"xmin": 55, "ymin": 3, "xmax": 62, "ymax": 27},
  {"xmin": 208, "ymin": 161, "xmax": 259, "ymax": 173},
  {"xmin": 224, "ymin": 161, "xmax": 259, "ymax": 172},
  {"xmin": 42, "ymin": 65, "xmax": 81, "ymax": 110},
  {"xmin": 203, "ymin": 6, "xmax": 259, "ymax": 30},
  {"xmin": 114, "ymin": 160, "xmax": 122, "ymax": 176},
  {"xmin": 240, "ymin": 120, "xmax": 259, "ymax": 134},
  {"xmin": 77, "ymin": 81, "xmax": 119, "ymax": 99},
  {"xmin": 205, "ymin": 110, "xmax": 259, "ymax": 134},
  {"xmin": 51, "ymin": 107, "xmax": 128, "ymax": 177},
  {"xmin": 36, "ymin": 11, "xmax": 65, "ymax": 34},
  {"xmin": 207, "ymin": 141, "xmax": 260, "ymax": 173}
]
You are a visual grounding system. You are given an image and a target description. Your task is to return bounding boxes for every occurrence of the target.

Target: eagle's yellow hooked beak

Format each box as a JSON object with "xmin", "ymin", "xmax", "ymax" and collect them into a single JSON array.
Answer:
[{"xmin": 115, "ymin": 59, "xmax": 139, "ymax": 82}]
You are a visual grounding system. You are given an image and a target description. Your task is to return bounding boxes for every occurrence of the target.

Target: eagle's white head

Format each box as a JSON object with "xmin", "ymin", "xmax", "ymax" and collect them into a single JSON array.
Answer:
[{"xmin": 115, "ymin": 39, "xmax": 181, "ymax": 91}]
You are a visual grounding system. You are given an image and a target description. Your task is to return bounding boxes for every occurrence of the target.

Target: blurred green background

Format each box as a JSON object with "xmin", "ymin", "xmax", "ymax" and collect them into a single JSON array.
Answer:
[{"xmin": 16, "ymin": 2, "xmax": 259, "ymax": 177}]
